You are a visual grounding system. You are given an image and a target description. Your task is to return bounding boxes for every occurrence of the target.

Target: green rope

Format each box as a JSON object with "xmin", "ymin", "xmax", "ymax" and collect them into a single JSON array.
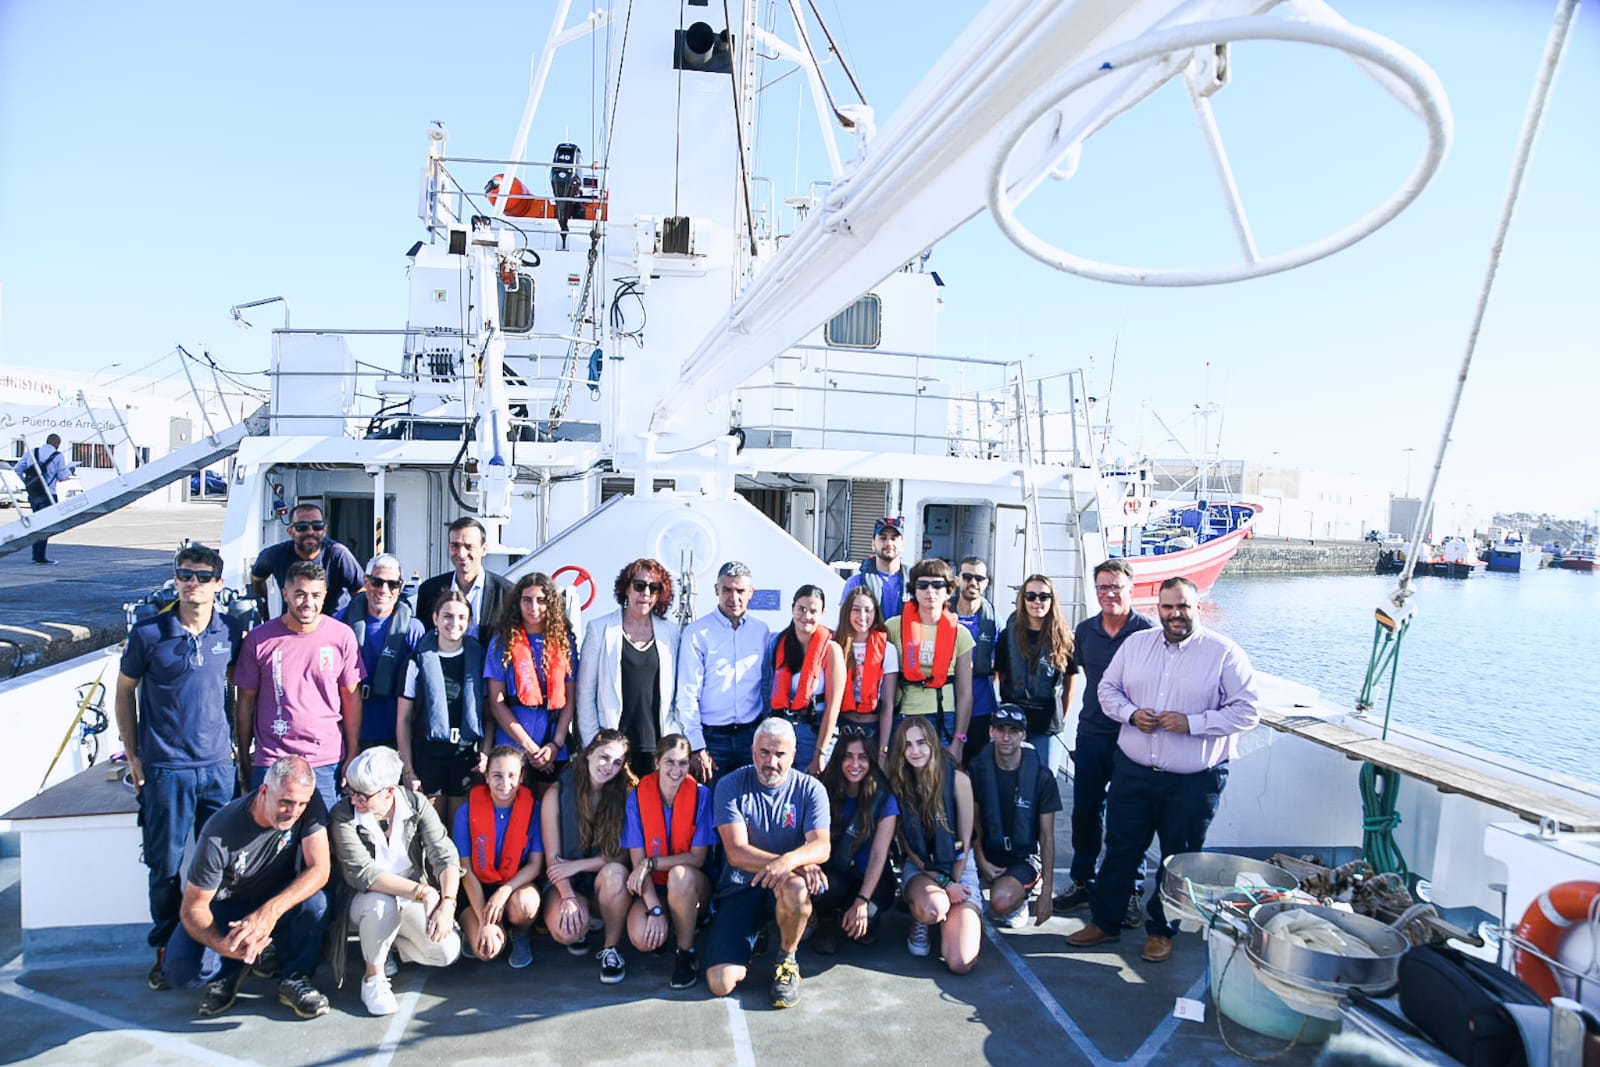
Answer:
[{"xmin": 1357, "ymin": 610, "xmax": 1410, "ymax": 876}]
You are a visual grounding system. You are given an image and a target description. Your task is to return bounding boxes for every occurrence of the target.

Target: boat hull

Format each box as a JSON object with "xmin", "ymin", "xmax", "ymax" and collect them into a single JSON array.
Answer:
[{"xmin": 1123, "ymin": 504, "xmax": 1261, "ymax": 602}]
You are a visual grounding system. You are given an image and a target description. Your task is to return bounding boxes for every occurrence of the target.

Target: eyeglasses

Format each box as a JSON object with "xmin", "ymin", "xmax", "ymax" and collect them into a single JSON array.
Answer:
[
  {"xmin": 347, "ymin": 786, "xmax": 389, "ymax": 803},
  {"xmin": 1023, "ymin": 591, "xmax": 1053, "ymax": 603},
  {"xmin": 958, "ymin": 572, "xmax": 987, "ymax": 583},
  {"xmin": 368, "ymin": 577, "xmax": 404, "ymax": 592},
  {"xmin": 630, "ymin": 578, "xmax": 664, "ymax": 594},
  {"xmin": 838, "ymin": 724, "xmax": 870, "ymax": 739},
  {"xmin": 914, "ymin": 579, "xmax": 948, "ymax": 591},
  {"xmin": 290, "ymin": 521, "xmax": 327, "ymax": 533},
  {"xmin": 174, "ymin": 568, "xmax": 217, "ymax": 583},
  {"xmin": 1095, "ymin": 584, "xmax": 1129, "ymax": 595}
]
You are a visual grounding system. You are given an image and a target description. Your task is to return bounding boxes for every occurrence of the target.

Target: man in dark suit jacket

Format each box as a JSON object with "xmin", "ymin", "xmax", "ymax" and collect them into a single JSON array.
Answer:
[{"xmin": 415, "ymin": 517, "xmax": 513, "ymax": 639}]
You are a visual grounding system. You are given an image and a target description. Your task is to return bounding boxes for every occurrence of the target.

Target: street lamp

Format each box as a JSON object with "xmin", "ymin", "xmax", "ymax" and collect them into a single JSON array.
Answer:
[
  {"xmin": 229, "ymin": 296, "xmax": 291, "ymax": 331},
  {"xmin": 1401, "ymin": 447, "xmax": 1415, "ymax": 497}
]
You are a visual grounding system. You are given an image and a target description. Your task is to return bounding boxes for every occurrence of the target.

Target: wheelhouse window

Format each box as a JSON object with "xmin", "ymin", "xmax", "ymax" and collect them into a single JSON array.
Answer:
[
  {"xmin": 499, "ymin": 274, "xmax": 534, "ymax": 334},
  {"xmin": 826, "ymin": 294, "xmax": 881, "ymax": 349}
]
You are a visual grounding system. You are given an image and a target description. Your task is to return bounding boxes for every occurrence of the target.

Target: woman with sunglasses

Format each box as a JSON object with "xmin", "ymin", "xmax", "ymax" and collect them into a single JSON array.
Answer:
[
  {"xmin": 993, "ymin": 574, "xmax": 1076, "ymax": 776},
  {"xmin": 832, "ymin": 588, "xmax": 897, "ymax": 763},
  {"xmin": 541, "ymin": 729, "xmax": 637, "ymax": 984},
  {"xmin": 886, "ymin": 717, "xmax": 980, "ymax": 974},
  {"xmin": 396, "ymin": 590, "xmax": 486, "ymax": 826},
  {"xmin": 761, "ymin": 585, "xmax": 846, "ymax": 774},
  {"xmin": 575, "ymin": 559, "xmax": 681, "ymax": 778},
  {"xmin": 811, "ymin": 727, "xmax": 898, "ymax": 953},
  {"xmin": 884, "ymin": 558, "xmax": 975, "ymax": 764},
  {"xmin": 485, "ymin": 573, "xmax": 576, "ymax": 786},
  {"xmin": 329, "ymin": 746, "xmax": 462, "ymax": 1015}
]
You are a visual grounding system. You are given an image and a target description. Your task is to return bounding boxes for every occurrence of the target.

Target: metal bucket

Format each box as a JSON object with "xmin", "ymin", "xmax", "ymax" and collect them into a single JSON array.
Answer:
[
  {"xmin": 1160, "ymin": 852, "xmax": 1300, "ymax": 928},
  {"xmin": 1245, "ymin": 901, "xmax": 1408, "ymax": 1019}
]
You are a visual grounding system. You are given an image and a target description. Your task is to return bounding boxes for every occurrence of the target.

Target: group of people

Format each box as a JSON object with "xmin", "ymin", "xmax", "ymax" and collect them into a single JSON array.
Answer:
[{"xmin": 115, "ymin": 506, "xmax": 1259, "ymax": 1020}]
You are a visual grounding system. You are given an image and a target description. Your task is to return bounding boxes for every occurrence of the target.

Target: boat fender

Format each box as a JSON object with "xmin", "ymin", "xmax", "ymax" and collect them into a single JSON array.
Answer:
[
  {"xmin": 553, "ymin": 564, "xmax": 597, "ymax": 611},
  {"xmin": 1513, "ymin": 880, "xmax": 1600, "ymax": 1002}
]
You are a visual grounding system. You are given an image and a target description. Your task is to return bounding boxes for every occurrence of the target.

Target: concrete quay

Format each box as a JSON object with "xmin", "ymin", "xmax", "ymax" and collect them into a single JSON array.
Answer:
[
  {"xmin": 0, "ymin": 503, "xmax": 225, "ymax": 678},
  {"xmin": 1228, "ymin": 535, "xmax": 1379, "ymax": 575}
]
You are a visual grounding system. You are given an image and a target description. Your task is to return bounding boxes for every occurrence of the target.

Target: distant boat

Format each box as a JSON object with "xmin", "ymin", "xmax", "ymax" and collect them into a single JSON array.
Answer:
[
  {"xmin": 1111, "ymin": 501, "xmax": 1261, "ymax": 601},
  {"xmin": 1431, "ymin": 535, "xmax": 1485, "ymax": 579},
  {"xmin": 1484, "ymin": 528, "xmax": 1545, "ymax": 573},
  {"xmin": 1559, "ymin": 545, "xmax": 1598, "ymax": 572}
]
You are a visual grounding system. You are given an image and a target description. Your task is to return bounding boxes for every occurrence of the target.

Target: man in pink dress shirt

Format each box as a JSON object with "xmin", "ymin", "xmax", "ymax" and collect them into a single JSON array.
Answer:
[{"xmin": 1063, "ymin": 576, "xmax": 1259, "ymax": 964}]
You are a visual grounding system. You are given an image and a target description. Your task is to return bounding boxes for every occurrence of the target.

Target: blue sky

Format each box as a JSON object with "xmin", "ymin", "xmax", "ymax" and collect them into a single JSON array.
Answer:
[{"xmin": 1, "ymin": 1, "xmax": 1594, "ymax": 518}]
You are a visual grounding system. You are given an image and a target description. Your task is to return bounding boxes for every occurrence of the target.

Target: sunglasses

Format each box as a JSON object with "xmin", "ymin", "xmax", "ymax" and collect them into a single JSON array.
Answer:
[
  {"xmin": 290, "ymin": 521, "xmax": 327, "ymax": 533},
  {"xmin": 630, "ymin": 578, "xmax": 664, "ymax": 594},
  {"xmin": 174, "ymin": 568, "xmax": 217, "ymax": 583},
  {"xmin": 914, "ymin": 579, "xmax": 948, "ymax": 591},
  {"xmin": 368, "ymin": 577, "xmax": 404, "ymax": 592},
  {"xmin": 838, "ymin": 724, "xmax": 871, "ymax": 739},
  {"xmin": 1023, "ymin": 591, "xmax": 1053, "ymax": 602},
  {"xmin": 958, "ymin": 572, "xmax": 987, "ymax": 583}
]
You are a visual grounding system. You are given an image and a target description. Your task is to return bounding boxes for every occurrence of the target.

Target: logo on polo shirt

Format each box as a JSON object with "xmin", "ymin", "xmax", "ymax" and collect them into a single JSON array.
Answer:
[
  {"xmin": 781, "ymin": 803, "xmax": 796, "ymax": 829},
  {"xmin": 319, "ymin": 647, "xmax": 337, "ymax": 671},
  {"xmin": 210, "ymin": 640, "xmax": 230, "ymax": 656}
]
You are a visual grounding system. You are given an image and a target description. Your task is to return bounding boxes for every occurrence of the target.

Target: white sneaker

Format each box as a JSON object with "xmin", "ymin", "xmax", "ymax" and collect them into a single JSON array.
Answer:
[
  {"xmin": 906, "ymin": 921, "xmax": 931, "ymax": 958},
  {"xmin": 1003, "ymin": 902, "xmax": 1031, "ymax": 929},
  {"xmin": 361, "ymin": 974, "xmax": 398, "ymax": 1016}
]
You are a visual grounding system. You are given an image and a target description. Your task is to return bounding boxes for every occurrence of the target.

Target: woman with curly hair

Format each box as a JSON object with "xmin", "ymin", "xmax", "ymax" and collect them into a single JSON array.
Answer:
[
  {"xmin": 833, "ymin": 587, "xmax": 898, "ymax": 763},
  {"xmin": 541, "ymin": 729, "xmax": 637, "ymax": 984},
  {"xmin": 993, "ymin": 574, "xmax": 1076, "ymax": 775},
  {"xmin": 810, "ymin": 727, "xmax": 898, "ymax": 953},
  {"xmin": 575, "ymin": 558, "xmax": 681, "ymax": 777},
  {"xmin": 886, "ymin": 716, "xmax": 979, "ymax": 974},
  {"xmin": 485, "ymin": 573, "xmax": 576, "ymax": 786}
]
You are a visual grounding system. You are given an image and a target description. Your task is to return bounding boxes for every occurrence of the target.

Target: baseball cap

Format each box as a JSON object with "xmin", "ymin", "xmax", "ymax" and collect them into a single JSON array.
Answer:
[
  {"xmin": 873, "ymin": 516, "xmax": 904, "ymax": 536},
  {"xmin": 991, "ymin": 704, "xmax": 1028, "ymax": 731}
]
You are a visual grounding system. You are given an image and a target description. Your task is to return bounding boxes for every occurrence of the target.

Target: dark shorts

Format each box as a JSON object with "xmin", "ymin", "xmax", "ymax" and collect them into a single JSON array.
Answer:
[
  {"xmin": 993, "ymin": 854, "xmax": 1043, "ymax": 890},
  {"xmin": 412, "ymin": 739, "xmax": 481, "ymax": 798},
  {"xmin": 704, "ymin": 887, "xmax": 781, "ymax": 969}
]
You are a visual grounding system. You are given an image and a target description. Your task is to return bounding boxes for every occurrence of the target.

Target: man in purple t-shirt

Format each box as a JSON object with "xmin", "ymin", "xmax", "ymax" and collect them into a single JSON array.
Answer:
[{"xmin": 234, "ymin": 561, "xmax": 365, "ymax": 809}]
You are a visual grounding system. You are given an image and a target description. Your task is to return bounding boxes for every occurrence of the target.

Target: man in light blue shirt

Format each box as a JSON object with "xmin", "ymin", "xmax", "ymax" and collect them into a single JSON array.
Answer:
[
  {"xmin": 677, "ymin": 562, "xmax": 770, "ymax": 787},
  {"xmin": 13, "ymin": 433, "xmax": 75, "ymax": 564}
]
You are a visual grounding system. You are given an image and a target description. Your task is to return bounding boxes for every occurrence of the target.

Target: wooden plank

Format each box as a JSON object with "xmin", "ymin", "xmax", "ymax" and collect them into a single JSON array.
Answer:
[
  {"xmin": 2, "ymin": 763, "xmax": 138, "ymax": 821},
  {"xmin": 1258, "ymin": 705, "xmax": 1600, "ymax": 833}
]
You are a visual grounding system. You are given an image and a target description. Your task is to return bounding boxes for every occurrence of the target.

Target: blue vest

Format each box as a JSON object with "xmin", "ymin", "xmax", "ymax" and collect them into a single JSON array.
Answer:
[
  {"xmin": 412, "ymin": 631, "xmax": 484, "ymax": 743},
  {"xmin": 344, "ymin": 595, "xmax": 416, "ymax": 699}
]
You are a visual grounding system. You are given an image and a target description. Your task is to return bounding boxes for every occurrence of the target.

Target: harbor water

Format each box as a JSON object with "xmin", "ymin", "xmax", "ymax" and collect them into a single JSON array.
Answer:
[{"xmin": 1201, "ymin": 566, "xmax": 1600, "ymax": 784}]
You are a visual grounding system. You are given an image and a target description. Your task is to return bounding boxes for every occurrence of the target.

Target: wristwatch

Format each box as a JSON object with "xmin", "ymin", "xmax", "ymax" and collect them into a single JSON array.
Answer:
[{"xmin": 647, "ymin": 905, "xmax": 664, "ymax": 917}]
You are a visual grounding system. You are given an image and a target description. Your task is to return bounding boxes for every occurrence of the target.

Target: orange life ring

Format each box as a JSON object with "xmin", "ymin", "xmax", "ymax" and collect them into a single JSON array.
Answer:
[
  {"xmin": 1513, "ymin": 879, "xmax": 1600, "ymax": 1002},
  {"xmin": 551, "ymin": 564, "xmax": 597, "ymax": 611},
  {"xmin": 485, "ymin": 173, "xmax": 538, "ymax": 218},
  {"xmin": 1123, "ymin": 498, "xmax": 1140, "ymax": 516}
]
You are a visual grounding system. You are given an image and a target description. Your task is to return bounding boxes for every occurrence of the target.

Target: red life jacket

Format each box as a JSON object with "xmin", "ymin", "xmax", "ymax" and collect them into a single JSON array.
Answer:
[
  {"xmin": 635, "ymin": 773, "xmax": 699, "ymax": 887},
  {"xmin": 467, "ymin": 783, "xmax": 535, "ymax": 886},
  {"xmin": 508, "ymin": 626, "xmax": 569, "ymax": 710},
  {"xmin": 841, "ymin": 630, "xmax": 888, "ymax": 714},
  {"xmin": 899, "ymin": 603, "xmax": 959, "ymax": 689},
  {"xmin": 771, "ymin": 625, "xmax": 832, "ymax": 713}
]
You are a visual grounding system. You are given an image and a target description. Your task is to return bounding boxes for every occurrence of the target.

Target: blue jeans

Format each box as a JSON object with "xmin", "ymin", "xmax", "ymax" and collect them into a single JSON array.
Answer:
[
  {"xmin": 139, "ymin": 762, "xmax": 235, "ymax": 948},
  {"xmin": 164, "ymin": 890, "xmax": 330, "ymax": 986},
  {"xmin": 249, "ymin": 762, "xmax": 340, "ymax": 812},
  {"xmin": 1089, "ymin": 751, "xmax": 1228, "ymax": 937},
  {"xmin": 703, "ymin": 722, "xmax": 759, "ymax": 792}
]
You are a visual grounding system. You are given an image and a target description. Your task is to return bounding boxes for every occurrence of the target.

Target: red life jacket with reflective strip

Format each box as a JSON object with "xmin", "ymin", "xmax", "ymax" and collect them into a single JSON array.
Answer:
[
  {"xmin": 841, "ymin": 630, "xmax": 888, "ymax": 714},
  {"xmin": 467, "ymin": 783, "xmax": 535, "ymax": 886},
  {"xmin": 635, "ymin": 773, "xmax": 698, "ymax": 886}
]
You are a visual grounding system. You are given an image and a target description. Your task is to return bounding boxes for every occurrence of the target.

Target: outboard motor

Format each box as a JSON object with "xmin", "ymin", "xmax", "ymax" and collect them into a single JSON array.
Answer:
[{"xmin": 551, "ymin": 142, "xmax": 581, "ymax": 248}]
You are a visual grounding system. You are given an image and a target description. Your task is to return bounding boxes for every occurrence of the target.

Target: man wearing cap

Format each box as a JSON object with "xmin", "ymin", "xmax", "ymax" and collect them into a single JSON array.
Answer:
[
  {"xmin": 677, "ymin": 562, "xmax": 771, "ymax": 786},
  {"xmin": 969, "ymin": 704, "xmax": 1060, "ymax": 928},
  {"xmin": 1065, "ymin": 576, "xmax": 1259, "ymax": 964},
  {"xmin": 840, "ymin": 517, "xmax": 910, "ymax": 612},
  {"xmin": 250, "ymin": 502, "xmax": 365, "ymax": 617},
  {"xmin": 952, "ymin": 556, "xmax": 999, "ymax": 764}
]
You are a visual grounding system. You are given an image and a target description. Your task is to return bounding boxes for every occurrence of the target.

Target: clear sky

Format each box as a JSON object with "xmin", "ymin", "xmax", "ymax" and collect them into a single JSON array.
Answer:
[{"xmin": 1, "ymin": 1, "xmax": 1594, "ymax": 519}]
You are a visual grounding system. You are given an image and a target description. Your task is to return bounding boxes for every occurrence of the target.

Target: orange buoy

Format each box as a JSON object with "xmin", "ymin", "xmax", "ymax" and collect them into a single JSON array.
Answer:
[
  {"xmin": 1513, "ymin": 880, "xmax": 1600, "ymax": 1002},
  {"xmin": 485, "ymin": 173, "xmax": 538, "ymax": 218}
]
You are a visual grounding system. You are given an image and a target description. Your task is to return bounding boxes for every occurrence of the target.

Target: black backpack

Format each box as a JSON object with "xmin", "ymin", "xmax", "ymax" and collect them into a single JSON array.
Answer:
[
  {"xmin": 20, "ymin": 448, "xmax": 49, "ymax": 497},
  {"xmin": 1398, "ymin": 943, "xmax": 1543, "ymax": 1067}
]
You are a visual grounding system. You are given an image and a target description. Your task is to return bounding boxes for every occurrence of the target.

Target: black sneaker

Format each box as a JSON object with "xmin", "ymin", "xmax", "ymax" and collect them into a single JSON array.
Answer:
[
  {"xmin": 564, "ymin": 934, "xmax": 591, "ymax": 958},
  {"xmin": 147, "ymin": 948, "xmax": 170, "ymax": 991},
  {"xmin": 669, "ymin": 948, "xmax": 699, "ymax": 990},
  {"xmin": 249, "ymin": 942, "xmax": 281, "ymax": 979},
  {"xmin": 770, "ymin": 956, "xmax": 801, "ymax": 1009},
  {"xmin": 1052, "ymin": 879, "xmax": 1092, "ymax": 912},
  {"xmin": 277, "ymin": 975, "xmax": 330, "ymax": 1019},
  {"xmin": 1123, "ymin": 892, "xmax": 1145, "ymax": 929},
  {"xmin": 196, "ymin": 967, "xmax": 245, "ymax": 1017},
  {"xmin": 812, "ymin": 912, "xmax": 839, "ymax": 956},
  {"xmin": 597, "ymin": 945, "xmax": 626, "ymax": 985}
]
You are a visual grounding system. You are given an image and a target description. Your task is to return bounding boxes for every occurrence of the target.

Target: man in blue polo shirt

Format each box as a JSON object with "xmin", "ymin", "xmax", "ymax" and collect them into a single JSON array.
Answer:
[
  {"xmin": 250, "ymin": 501, "xmax": 365, "ymax": 616},
  {"xmin": 116, "ymin": 543, "xmax": 242, "ymax": 991}
]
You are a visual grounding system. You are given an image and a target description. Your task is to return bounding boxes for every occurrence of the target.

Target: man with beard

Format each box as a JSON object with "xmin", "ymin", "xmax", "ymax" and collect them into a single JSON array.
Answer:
[
  {"xmin": 840, "ymin": 517, "xmax": 910, "ymax": 612},
  {"xmin": 251, "ymin": 502, "xmax": 365, "ymax": 616},
  {"xmin": 704, "ymin": 718, "xmax": 830, "ymax": 1008},
  {"xmin": 1064, "ymin": 577, "xmax": 1259, "ymax": 965}
]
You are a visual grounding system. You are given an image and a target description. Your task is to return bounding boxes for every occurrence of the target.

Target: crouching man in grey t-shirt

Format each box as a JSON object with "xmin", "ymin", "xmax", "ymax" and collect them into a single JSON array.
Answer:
[
  {"xmin": 163, "ymin": 755, "xmax": 333, "ymax": 1020},
  {"xmin": 704, "ymin": 718, "xmax": 830, "ymax": 1008}
]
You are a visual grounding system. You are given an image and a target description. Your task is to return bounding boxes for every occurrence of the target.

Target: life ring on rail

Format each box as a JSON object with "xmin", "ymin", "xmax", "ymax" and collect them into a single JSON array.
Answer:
[
  {"xmin": 1123, "ymin": 498, "xmax": 1141, "ymax": 516},
  {"xmin": 485, "ymin": 173, "xmax": 538, "ymax": 218},
  {"xmin": 551, "ymin": 565, "xmax": 597, "ymax": 611},
  {"xmin": 1513, "ymin": 879, "xmax": 1600, "ymax": 1002}
]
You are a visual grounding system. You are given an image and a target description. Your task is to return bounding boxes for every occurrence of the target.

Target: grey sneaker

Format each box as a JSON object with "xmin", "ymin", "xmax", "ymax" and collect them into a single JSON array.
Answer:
[
  {"xmin": 770, "ymin": 956, "xmax": 801, "ymax": 1008},
  {"xmin": 1052, "ymin": 879, "xmax": 1092, "ymax": 912},
  {"xmin": 277, "ymin": 975, "xmax": 330, "ymax": 1019},
  {"xmin": 1123, "ymin": 892, "xmax": 1145, "ymax": 929},
  {"xmin": 508, "ymin": 933, "xmax": 533, "ymax": 970},
  {"xmin": 196, "ymin": 967, "xmax": 245, "ymax": 1017},
  {"xmin": 598, "ymin": 945, "xmax": 626, "ymax": 984},
  {"xmin": 906, "ymin": 920, "xmax": 931, "ymax": 958}
]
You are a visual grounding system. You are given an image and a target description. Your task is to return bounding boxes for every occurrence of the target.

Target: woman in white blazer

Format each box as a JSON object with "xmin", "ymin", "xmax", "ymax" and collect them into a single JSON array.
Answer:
[{"xmin": 576, "ymin": 558, "xmax": 681, "ymax": 776}]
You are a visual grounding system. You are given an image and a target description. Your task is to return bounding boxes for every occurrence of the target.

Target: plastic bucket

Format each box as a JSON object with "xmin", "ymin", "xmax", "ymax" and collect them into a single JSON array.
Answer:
[{"xmin": 1209, "ymin": 927, "xmax": 1339, "ymax": 1044}]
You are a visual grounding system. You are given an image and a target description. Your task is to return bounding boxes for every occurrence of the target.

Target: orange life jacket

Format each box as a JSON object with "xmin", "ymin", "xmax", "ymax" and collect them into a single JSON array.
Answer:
[
  {"xmin": 508, "ymin": 626, "xmax": 569, "ymax": 709},
  {"xmin": 635, "ymin": 773, "xmax": 699, "ymax": 886},
  {"xmin": 467, "ymin": 783, "xmax": 535, "ymax": 886},
  {"xmin": 771, "ymin": 625, "xmax": 832, "ymax": 713},
  {"xmin": 841, "ymin": 630, "xmax": 888, "ymax": 714},
  {"xmin": 899, "ymin": 603, "xmax": 959, "ymax": 689}
]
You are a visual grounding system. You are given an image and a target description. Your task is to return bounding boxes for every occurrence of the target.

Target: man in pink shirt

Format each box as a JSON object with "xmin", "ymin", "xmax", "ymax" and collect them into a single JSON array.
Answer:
[
  {"xmin": 1064, "ymin": 576, "xmax": 1258, "ymax": 964},
  {"xmin": 235, "ymin": 561, "xmax": 365, "ymax": 810}
]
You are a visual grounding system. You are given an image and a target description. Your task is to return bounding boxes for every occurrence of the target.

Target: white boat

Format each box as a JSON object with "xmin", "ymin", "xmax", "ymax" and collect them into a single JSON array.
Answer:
[{"xmin": 4, "ymin": 0, "xmax": 1598, "ymax": 1060}]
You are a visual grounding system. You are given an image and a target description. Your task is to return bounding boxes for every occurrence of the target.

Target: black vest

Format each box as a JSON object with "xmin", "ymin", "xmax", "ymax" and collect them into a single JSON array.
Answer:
[
  {"xmin": 897, "ymin": 763, "xmax": 959, "ymax": 876},
  {"xmin": 970, "ymin": 746, "xmax": 1042, "ymax": 857}
]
